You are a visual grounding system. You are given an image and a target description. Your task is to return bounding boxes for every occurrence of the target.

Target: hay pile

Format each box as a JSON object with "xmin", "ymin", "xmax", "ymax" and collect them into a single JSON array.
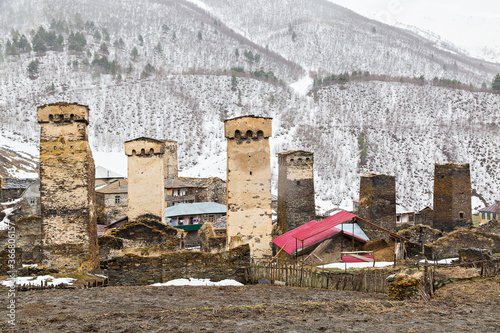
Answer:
[{"xmin": 362, "ymin": 240, "xmax": 395, "ymax": 261}]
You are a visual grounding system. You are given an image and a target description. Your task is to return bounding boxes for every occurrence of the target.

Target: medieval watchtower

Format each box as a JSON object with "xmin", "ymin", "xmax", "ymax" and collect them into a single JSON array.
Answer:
[
  {"xmin": 37, "ymin": 102, "xmax": 99, "ymax": 272},
  {"xmin": 433, "ymin": 163, "xmax": 472, "ymax": 232},
  {"xmin": 225, "ymin": 115, "xmax": 273, "ymax": 258},
  {"xmin": 125, "ymin": 137, "xmax": 166, "ymax": 224},
  {"xmin": 358, "ymin": 173, "xmax": 396, "ymax": 240},
  {"xmin": 163, "ymin": 139, "xmax": 178, "ymax": 180},
  {"xmin": 277, "ymin": 150, "xmax": 315, "ymax": 234}
]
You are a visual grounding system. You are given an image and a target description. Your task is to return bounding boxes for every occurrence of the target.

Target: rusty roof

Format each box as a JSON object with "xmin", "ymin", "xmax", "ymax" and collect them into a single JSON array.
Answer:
[
  {"xmin": 479, "ymin": 201, "xmax": 500, "ymax": 214},
  {"xmin": 96, "ymin": 180, "xmax": 128, "ymax": 194}
]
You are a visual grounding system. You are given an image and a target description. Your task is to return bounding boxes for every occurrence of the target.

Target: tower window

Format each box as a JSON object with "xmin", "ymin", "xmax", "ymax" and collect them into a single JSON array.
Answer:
[
  {"xmin": 115, "ymin": 196, "xmax": 120, "ymax": 204},
  {"xmin": 250, "ymin": 171, "xmax": 252, "ymax": 175},
  {"xmin": 459, "ymin": 212, "xmax": 464, "ymax": 219},
  {"xmin": 297, "ymin": 180, "xmax": 300, "ymax": 185}
]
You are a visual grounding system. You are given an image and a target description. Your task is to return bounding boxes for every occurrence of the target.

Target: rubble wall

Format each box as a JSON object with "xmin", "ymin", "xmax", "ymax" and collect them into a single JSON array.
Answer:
[{"xmin": 100, "ymin": 244, "xmax": 250, "ymax": 286}]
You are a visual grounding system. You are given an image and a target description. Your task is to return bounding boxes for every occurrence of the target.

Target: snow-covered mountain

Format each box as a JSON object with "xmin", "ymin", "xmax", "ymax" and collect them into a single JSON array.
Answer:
[{"xmin": 0, "ymin": 0, "xmax": 498, "ymax": 212}]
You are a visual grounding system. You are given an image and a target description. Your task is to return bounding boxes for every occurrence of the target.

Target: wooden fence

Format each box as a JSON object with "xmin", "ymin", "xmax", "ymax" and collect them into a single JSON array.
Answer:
[{"xmin": 249, "ymin": 258, "xmax": 391, "ymax": 293}]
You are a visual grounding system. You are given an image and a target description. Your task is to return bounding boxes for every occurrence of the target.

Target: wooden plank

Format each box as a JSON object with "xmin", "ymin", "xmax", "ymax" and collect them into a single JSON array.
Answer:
[{"xmin": 349, "ymin": 254, "xmax": 374, "ymax": 262}]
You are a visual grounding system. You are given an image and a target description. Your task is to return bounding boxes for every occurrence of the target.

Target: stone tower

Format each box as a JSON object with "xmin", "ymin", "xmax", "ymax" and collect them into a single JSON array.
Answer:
[
  {"xmin": 225, "ymin": 115, "xmax": 273, "ymax": 258},
  {"xmin": 37, "ymin": 102, "xmax": 99, "ymax": 272},
  {"xmin": 277, "ymin": 150, "xmax": 315, "ymax": 234},
  {"xmin": 358, "ymin": 173, "xmax": 396, "ymax": 240},
  {"xmin": 163, "ymin": 139, "xmax": 178, "ymax": 180},
  {"xmin": 433, "ymin": 163, "xmax": 472, "ymax": 232},
  {"xmin": 125, "ymin": 137, "xmax": 166, "ymax": 224}
]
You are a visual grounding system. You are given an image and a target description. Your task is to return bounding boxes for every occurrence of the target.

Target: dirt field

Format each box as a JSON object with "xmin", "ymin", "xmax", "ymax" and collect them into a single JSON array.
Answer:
[{"xmin": 0, "ymin": 278, "xmax": 498, "ymax": 332}]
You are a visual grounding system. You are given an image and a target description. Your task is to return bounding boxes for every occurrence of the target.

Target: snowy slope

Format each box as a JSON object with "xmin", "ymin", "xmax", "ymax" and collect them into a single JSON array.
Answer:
[
  {"xmin": 0, "ymin": 0, "xmax": 499, "ymax": 212},
  {"xmin": 326, "ymin": 0, "xmax": 500, "ymax": 64}
]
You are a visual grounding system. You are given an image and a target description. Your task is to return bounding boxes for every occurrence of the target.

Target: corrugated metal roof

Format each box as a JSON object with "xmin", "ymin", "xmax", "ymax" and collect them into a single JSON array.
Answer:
[
  {"xmin": 272, "ymin": 219, "xmax": 369, "ymax": 256},
  {"xmin": 293, "ymin": 211, "xmax": 357, "ymax": 241},
  {"xmin": 478, "ymin": 201, "xmax": 500, "ymax": 214},
  {"xmin": 164, "ymin": 202, "xmax": 226, "ymax": 217}
]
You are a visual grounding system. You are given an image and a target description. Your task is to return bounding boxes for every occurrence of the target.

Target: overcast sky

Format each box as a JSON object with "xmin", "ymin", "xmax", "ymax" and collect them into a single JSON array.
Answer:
[{"xmin": 327, "ymin": 0, "xmax": 500, "ymax": 63}]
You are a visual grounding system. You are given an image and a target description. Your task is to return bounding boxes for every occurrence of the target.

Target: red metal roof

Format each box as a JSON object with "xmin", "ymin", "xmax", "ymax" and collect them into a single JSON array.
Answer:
[
  {"xmin": 272, "ymin": 210, "xmax": 408, "ymax": 255},
  {"xmin": 292, "ymin": 211, "xmax": 357, "ymax": 241},
  {"xmin": 273, "ymin": 211, "xmax": 363, "ymax": 255}
]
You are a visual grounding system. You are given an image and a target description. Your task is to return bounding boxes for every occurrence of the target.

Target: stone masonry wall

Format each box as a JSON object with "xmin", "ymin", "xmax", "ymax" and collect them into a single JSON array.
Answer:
[
  {"xmin": 433, "ymin": 163, "xmax": 472, "ymax": 232},
  {"xmin": 96, "ymin": 192, "xmax": 127, "ymax": 225},
  {"xmin": 277, "ymin": 150, "xmax": 315, "ymax": 234},
  {"xmin": 37, "ymin": 102, "xmax": 99, "ymax": 272},
  {"xmin": 100, "ymin": 244, "xmax": 250, "ymax": 286},
  {"xmin": 358, "ymin": 173, "xmax": 396, "ymax": 240},
  {"xmin": 225, "ymin": 116, "xmax": 273, "ymax": 258}
]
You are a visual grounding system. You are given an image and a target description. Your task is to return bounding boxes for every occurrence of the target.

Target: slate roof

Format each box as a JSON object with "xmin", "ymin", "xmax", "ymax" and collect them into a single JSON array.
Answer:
[
  {"xmin": 96, "ymin": 180, "xmax": 128, "ymax": 194},
  {"xmin": 165, "ymin": 202, "xmax": 226, "ymax": 218}
]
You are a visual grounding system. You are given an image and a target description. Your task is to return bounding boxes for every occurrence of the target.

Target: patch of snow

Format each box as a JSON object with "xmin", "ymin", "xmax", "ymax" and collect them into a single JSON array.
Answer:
[
  {"xmin": 150, "ymin": 278, "xmax": 243, "ymax": 286},
  {"xmin": 0, "ymin": 207, "xmax": 16, "ymax": 231},
  {"xmin": 22, "ymin": 264, "xmax": 38, "ymax": 268},
  {"xmin": 290, "ymin": 74, "xmax": 313, "ymax": 96},
  {"xmin": 318, "ymin": 262, "xmax": 394, "ymax": 269},
  {"xmin": 419, "ymin": 257, "xmax": 459, "ymax": 265},
  {"xmin": 0, "ymin": 275, "xmax": 76, "ymax": 288}
]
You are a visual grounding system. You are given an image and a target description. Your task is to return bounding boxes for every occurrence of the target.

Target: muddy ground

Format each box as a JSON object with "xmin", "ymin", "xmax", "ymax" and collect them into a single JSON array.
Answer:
[{"xmin": 0, "ymin": 278, "xmax": 498, "ymax": 332}]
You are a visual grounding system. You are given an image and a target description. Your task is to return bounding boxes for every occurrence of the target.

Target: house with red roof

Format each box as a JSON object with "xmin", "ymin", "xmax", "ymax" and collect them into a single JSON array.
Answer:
[{"xmin": 272, "ymin": 210, "xmax": 409, "ymax": 263}]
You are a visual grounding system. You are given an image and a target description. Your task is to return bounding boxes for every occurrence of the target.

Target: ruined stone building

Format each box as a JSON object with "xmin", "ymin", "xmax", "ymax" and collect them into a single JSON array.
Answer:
[
  {"xmin": 277, "ymin": 150, "xmax": 315, "ymax": 234},
  {"xmin": 357, "ymin": 173, "xmax": 396, "ymax": 240},
  {"xmin": 95, "ymin": 180, "xmax": 128, "ymax": 225},
  {"xmin": 125, "ymin": 137, "xmax": 165, "ymax": 224},
  {"xmin": 0, "ymin": 178, "xmax": 34, "ymax": 202},
  {"xmin": 37, "ymin": 102, "xmax": 99, "ymax": 272},
  {"xmin": 225, "ymin": 115, "xmax": 273, "ymax": 258},
  {"xmin": 433, "ymin": 163, "xmax": 472, "ymax": 232},
  {"xmin": 18, "ymin": 179, "xmax": 41, "ymax": 218}
]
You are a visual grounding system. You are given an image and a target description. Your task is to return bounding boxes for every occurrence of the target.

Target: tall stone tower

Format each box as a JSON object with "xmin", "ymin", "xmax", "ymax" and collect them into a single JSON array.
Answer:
[
  {"xmin": 37, "ymin": 102, "xmax": 99, "ymax": 272},
  {"xmin": 277, "ymin": 150, "xmax": 315, "ymax": 234},
  {"xmin": 433, "ymin": 163, "xmax": 472, "ymax": 232},
  {"xmin": 125, "ymin": 137, "xmax": 166, "ymax": 224},
  {"xmin": 358, "ymin": 173, "xmax": 396, "ymax": 240},
  {"xmin": 225, "ymin": 116, "xmax": 273, "ymax": 258},
  {"xmin": 163, "ymin": 139, "xmax": 178, "ymax": 180}
]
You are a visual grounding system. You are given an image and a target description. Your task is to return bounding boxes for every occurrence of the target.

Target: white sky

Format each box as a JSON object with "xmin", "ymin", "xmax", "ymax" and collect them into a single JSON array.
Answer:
[{"xmin": 327, "ymin": 0, "xmax": 500, "ymax": 62}]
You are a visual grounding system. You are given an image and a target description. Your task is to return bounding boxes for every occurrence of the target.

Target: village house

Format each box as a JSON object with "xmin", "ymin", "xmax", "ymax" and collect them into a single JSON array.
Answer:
[
  {"xmin": 478, "ymin": 201, "xmax": 500, "ymax": 224},
  {"xmin": 165, "ymin": 202, "xmax": 226, "ymax": 227},
  {"xmin": 165, "ymin": 177, "xmax": 226, "ymax": 207},
  {"xmin": 415, "ymin": 206, "xmax": 433, "ymax": 226},
  {"xmin": 273, "ymin": 210, "xmax": 409, "ymax": 263},
  {"xmin": 0, "ymin": 177, "xmax": 35, "ymax": 202},
  {"xmin": 165, "ymin": 202, "xmax": 227, "ymax": 249},
  {"xmin": 95, "ymin": 180, "xmax": 128, "ymax": 225},
  {"xmin": 396, "ymin": 204, "xmax": 415, "ymax": 225}
]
